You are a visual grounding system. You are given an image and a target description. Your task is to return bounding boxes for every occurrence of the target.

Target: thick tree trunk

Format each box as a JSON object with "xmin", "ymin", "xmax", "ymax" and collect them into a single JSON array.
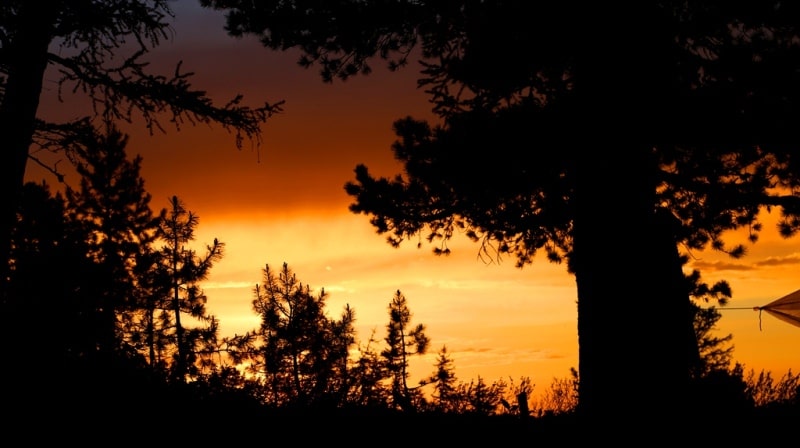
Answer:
[
  {"xmin": 0, "ymin": 5, "xmax": 58, "ymax": 423},
  {"xmin": 570, "ymin": 4, "xmax": 686, "ymax": 431},
  {"xmin": 0, "ymin": 6, "xmax": 54, "ymax": 302},
  {"xmin": 572, "ymin": 153, "xmax": 688, "ymax": 427}
]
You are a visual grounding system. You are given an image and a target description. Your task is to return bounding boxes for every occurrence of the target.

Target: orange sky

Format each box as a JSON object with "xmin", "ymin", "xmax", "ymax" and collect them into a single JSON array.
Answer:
[{"xmin": 28, "ymin": 3, "xmax": 799, "ymax": 398}]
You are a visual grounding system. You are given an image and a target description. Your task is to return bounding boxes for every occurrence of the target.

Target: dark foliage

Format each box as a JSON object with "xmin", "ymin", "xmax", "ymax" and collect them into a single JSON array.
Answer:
[
  {"xmin": 0, "ymin": 1, "xmax": 283, "ymax": 306},
  {"xmin": 3, "ymin": 2, "xmax": 800, "ymax": 440},
  {"xmin": 203, "ymin": 0, "xmax": 800, "ymax": 420}
]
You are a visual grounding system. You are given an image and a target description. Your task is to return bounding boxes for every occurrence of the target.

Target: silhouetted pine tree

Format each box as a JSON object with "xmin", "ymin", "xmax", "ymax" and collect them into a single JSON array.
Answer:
[
  {"xmin": 248, "ymin": 262, "xmax": 357, "ymax": 407},
  {"xmin": 460, "ymin": 376, "xmax": 504, "ymax": 416},
  {"xmin": 344, "ymin": 330, "xmax": 391, "ymax": 408},
  {"xmin": 64, "ymin": 125, "xmax": 160, "ymax": 367},
  {"xmin": 155, "ymin": 196, "xmax": 223, "ymax": 382},
  {"xmin": 427, "ymin": 345, "xmax": 460, "ymax": 413},
  {"xmin": 382, "ymin": 290, "xmax": 429, "ymax": 412},
  {"xmin": 8, "ymin": 176, "xmax": 164, "ymax": 423},
  {"xmin": 317, "ymin": 303, "xmax": 357, "ymax": 406},
  {"xmin": 127, "ymin": 243, "xmax": 173, "ymax": 374}
]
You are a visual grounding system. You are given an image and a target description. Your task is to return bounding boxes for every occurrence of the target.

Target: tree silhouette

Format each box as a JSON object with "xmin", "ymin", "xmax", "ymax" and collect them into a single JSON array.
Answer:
[
  {"xmin": 692, "ymin": 305, "xmax": 734, "ymax": 376},
  {"xmin": 156, "ymin": 196, "xmax": 224, "ymax": 382},
  {"xmin": 6, "ymin": 181, "xmax": 88, "ymax": 368},
  {"xmin": 245, "ymin": 262, "xmax": 357, "ymax": 407},
  {"xmin": 5, "ymin": 181, "xmax": 110, "ymax": 423},
  {"xmin": 686, "ymin": 268, "xmax": 734, "ymax": 379},
  {"xmin": 129, "ymin": 240, "xmax": 173, "ymax": 373},
  {"xmin": 204, "ymin": 1, "xmax": 800, "ymax": 423},
  {"xmin": 382, "ymin": 289, "xmax": 429, "ymax": 412},
  {"xmin": 459, "ymin": 376, "xmax": 504, "ymax": 416},
  {"xmin": 501, "ymin": 376, "xmax": 535, "ymax": 417},
  {"xmin": 426, "ymin": 345, "xmax": 460, "ymax": 413},
  {"xmin": 7, "ymin": 176, "xmax": 172, "ymax": 423},
  {"xmin": 0, "ymin": 2, "xmax": 283, "ymax": 305},
  {"xmin": 745, "ymin": 368, "xmax": 800, "ymax": 408},
  {"xmin": 7, "ymin": 126, "xmax": 167, "ymax": 410},
  {"xmin": 64, "ymin": 125, "xmax": 160, "ymax": 366},
  {"xmin": 533, "ymin": 369, "xmax": 579, "ymax": 417},
  {"xmin": 343, "ymin": 330, "xmax": 390, "ymax": 408}
]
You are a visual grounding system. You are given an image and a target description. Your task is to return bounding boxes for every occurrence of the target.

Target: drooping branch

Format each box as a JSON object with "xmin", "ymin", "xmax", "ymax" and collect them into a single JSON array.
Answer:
[{"xmin": 49, "ymin": 52, "xmax": 283, "ymax": 146}]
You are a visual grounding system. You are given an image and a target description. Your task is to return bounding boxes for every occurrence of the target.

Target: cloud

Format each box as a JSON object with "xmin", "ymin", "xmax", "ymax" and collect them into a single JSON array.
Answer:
[
  {"xmin": 692, "ymin": 252, "xmax": 800, "ymax": 272},
  {"xmin": 755, "ymin": 253, "xmax": 800, "ymax": 267},
  {"xmin": 446, "ymin": 345, "xmax": 558, "ymax": 364},
  {"xmin": 541, "ymin": 351, "xmax": 568, "ymax": 360},
  {"xmin": 459, "ymin": 346, "xmax": 493, "ymax": 354},
  {"xmin": 690, "ymin": 260, "xmax": 754, "ymax": 272},
  {"xmin": 202, "ymin": 281, "xmax": 255, "ymax": 290}
]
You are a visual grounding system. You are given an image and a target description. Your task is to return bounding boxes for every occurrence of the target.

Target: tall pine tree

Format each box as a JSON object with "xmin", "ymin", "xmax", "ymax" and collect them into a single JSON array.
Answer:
[
  {"xmin": 65, "ymin": 125, "xmax": 160, "ymax": 366},
  {"xmin": 156, "ymin": 195, "xmax": 223, "ymax": 382}
]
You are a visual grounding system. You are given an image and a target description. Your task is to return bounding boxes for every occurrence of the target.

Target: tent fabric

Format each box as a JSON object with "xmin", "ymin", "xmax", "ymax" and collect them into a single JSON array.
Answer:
[{"xmin": 755, "ymin": 289, "xmax": 800, "ymax": 330}]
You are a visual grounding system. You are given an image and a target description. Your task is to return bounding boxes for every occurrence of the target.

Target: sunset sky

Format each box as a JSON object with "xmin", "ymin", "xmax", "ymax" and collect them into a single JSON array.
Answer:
[{"xmin": 28, "ymin": 2, "xmax": 799, "ymax": 397}]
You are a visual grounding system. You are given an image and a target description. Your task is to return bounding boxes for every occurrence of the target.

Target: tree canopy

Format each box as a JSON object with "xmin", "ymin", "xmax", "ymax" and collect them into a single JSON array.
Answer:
[
  {"xmin": 203, "ymin": 0, "xmax": 800, "ymax": 425},
  {"xmin": 0, "ymin": 1, "xmax": 283, "ymax": 304}
]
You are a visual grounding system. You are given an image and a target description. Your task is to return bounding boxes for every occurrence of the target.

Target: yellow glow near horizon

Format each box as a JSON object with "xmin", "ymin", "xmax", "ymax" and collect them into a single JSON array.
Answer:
[
  {"xmin": 192, "ymin": 213, "xmax": 580, "ymax": 388},
  {"xmin": 188, "ymin": 209, "xmax": 799, "ymax": 397}
]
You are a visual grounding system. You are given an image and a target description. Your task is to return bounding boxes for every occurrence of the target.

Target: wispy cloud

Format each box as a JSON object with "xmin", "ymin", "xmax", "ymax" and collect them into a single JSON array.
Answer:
[
  {"xmin": 692, "ymin": 252, "xmax": 800, "ymax": 272},
  {"xmin": 443, "ymin": 345, "xmax": 561, "ymax": 363},
  {"xmin": 689, "ymin": 260, "xmax": 754, "ymax": 272},
  {"xmin": 459, "ymin": 346, "xmax": 494, "ymax": 354},
  {"xmin": 755, "ymin": 253, "xmax": 800, "ymax": 267},
  {"xmin": 202, "ymin": 281, "xmax": 255, "ymax": 290}
]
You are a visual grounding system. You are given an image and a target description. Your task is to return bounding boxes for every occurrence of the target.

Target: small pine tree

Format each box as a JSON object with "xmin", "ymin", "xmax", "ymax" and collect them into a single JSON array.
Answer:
[
  {"xmin": 460, "ymin": 376, "xmax": 504, "ymax": 416},
  {"xmin": 249, "ymin": 262, "xmax": 357, "ymax": 407},
  {"xmin": 345, "ymin": 330, "xmax": 391, "ymax": 408},
  {"xmin": 382, "ymin": 290, "xmax": 429, "ymax": 412},
  {"xmin": 427, "ymin": 345, "xmax": 459, "ymax": 413}
]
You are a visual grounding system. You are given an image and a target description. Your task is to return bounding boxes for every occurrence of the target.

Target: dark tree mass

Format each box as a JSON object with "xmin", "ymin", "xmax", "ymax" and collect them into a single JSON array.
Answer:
[
  {"xmin": 2, "ymin": 1, "xmax": 799, "ymax": 442},
  {"xmin": 203, "ymin": 0, "xmax": 800, "ymax": 426},
  {"xmin": 0, "ymin": 0, "xmax": 282, "ymax": 306}
]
